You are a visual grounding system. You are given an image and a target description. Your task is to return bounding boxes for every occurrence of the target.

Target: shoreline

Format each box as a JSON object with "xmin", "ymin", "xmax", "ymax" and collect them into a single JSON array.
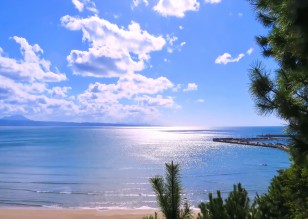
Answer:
[
  {"xmin": 0, "ymin": 207, "xmax": 161, "ymax": 219},
  {"xmin": 0, "ymin": 207, "xmax": 200, "ymax": 219}
]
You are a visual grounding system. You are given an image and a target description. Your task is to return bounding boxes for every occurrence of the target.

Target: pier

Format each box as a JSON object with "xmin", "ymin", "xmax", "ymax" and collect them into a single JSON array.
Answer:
[{"xmin": 213, "ymin": 137, "xmax": 289, "ymax": 152}]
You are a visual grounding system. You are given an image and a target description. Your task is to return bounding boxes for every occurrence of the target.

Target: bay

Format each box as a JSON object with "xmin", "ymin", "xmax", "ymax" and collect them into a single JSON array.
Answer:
[{"xmin": 0, "ymin": 126, "xmax": 290, "ymax": 209}]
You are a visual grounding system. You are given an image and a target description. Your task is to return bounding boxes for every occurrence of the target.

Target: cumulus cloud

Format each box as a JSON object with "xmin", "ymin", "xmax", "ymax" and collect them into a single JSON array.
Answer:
[
  {"xmin": 0, "ymin": 71, "xmax": 76, "ymax": 119},
  {"xmin": 247, "ymin": 48, "xmax": 254, "ymax": 55},
  {"xmin": 59, "ymin": 14, "xmax": 184, "ymax": 123},
  {"xmin": 135, "ymin": 95, "xmax": 176, "ymax": 108},
  {"xmin": 79, "ymin": 74, "xmax": 173, "ymax": 102},
  {"xmin": 49, "ymin": 86, "xmax": 72, "ymax": 98},
  {"xmin": 0, "ymin": 36, "xmax": 66, "ymax": 82},
  {"xmin": 61, "ymin": 16, "xmax": 166, "ymax": 77},
  {"xmin": 215, "ymin": 52, "xmax": 244, "ymax": 64},
  {"xmin": 0, "ymin": 37, "xmax": 79, "ymax": 120},
  {"xmin": 205, "ymin": 0, "xmax": 221, "ymax": 4},
  {"xmin": 153, "ymin": 0, "xmax": 200, "ymax": 18},
  {"xmin": 0, "ymin": 75, "xmax": 77, "ymax": 120},
  {"xmin": 72, "ymin": 0, "xmax": 98, "ymax": 14},
  {"xmin": 183, "ymin": 83, "xmax": 198, "ymax": 92},
  {"xmin": 76, "ymin": 74, "xmax": 178, "ymax": 122},
  {"xmin": 196, "ymin": 99, "xmax": 205, "ymax": 103}
]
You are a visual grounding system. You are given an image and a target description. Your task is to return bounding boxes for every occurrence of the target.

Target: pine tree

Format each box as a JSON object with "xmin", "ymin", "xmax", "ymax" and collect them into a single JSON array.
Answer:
[
  {"xmin": 248, "ymin": 0, "xmax": 308, "ymax": 217},
  {"xmin": 225, "ymin": 183, "xmax": 250, "ymax": 219},
  {"xmin": 150, "ymin": 161, "xmax": 192, "ymax": 219},
  {"xmin": 197, "ymin": 183, "xmax": 251, "ymax": 219},
  {"xmin": 248, "ymin": 0, "xmax": 308, "ymax": 166}
]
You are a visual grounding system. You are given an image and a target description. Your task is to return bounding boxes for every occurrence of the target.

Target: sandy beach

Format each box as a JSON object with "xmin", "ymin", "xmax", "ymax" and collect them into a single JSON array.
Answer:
[{"xmin": 0, "ymin": 208, "xmax": 163, "ymax": 219}]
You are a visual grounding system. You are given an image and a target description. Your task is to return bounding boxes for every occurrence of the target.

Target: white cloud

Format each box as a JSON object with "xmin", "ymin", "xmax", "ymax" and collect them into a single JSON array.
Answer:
[
  {"xmin": 135, "ymin": 95, "xmax": 176, "ymax": 108},
  {"xmin": 61, "ymin": 16, "xmax": 166, "ymax": 77},
  {"xmin": 0, "ymin": 37, "xmax": 80, "ymax": 120},
  {"xmin": 113, "ymin": 14, "xmax": 120, "ymax": 19},
  {"xmin": 71, "ymin": 0, "xmax": 98, "ymax": 14},
  {"xmin": 0, "ymin": 36, "xmax": 66, "ymax": 82},
  {"xmin": 79, "ymin": 74, "xmax": 173, "ymax": 101},
  {"xmin": 60, "ymin": 14, "xmax": 182, "ymax": 123},
  {"xmin": 167, "ymin": 35, "xmax": 178, "ymax": 46},
  {"xmin": 164, "ymin": 58, "xmax": 169, "ymax": 62},
  {"xmin": 172, "ymin": 84, "xmax": 182, "ymax": 92},
  {"xmin": 183, "ymin": 83, "xmax": 198, "ymax": 92},
  {"xmin": 215, "ymin": 52, "xmax": 244, "ymax": 64},
  {"xmin": 153, "ymin": 0, "xmax": 200, "ymax": 18},
  {"xmin": 0, "ymin": 73, "xmax": 76, "ymax": 120},
  {"xmin": 238, "ymin": 12, "xmax": 243, "ymax": 17},
  {"xmin": 166, "ymin": 34, "xmax": 186, "ymax": 53},
  {"xmin": 132, "ymin": 0, "xmax": 149, "ymax": 8},
  {"xmin": 166, "ymin": 34, "xmax": 178, "ymax": 53},
  {"xmin": 49, "ymin": 86, "xmax": 72, "ymax": 98},
  {"xmin": 72, "ymin": 0, "xmax": 84, "ymax": 12},
  {"xmin": 196, "ymin": 99, "xmax": 205, "ymax": 103},
  {"xmin": 76, "ymin": 74, "xmax": 177, "ymax": 122},
  {"xmin": 179, "ymin": 26, "xmax": 184, "ymax": 30},
  {"xmin": 205, "ymin": 0, "xmax": 221, "ymax": 4},
  {"xmin": 247, "ymin": 48, "xmax": 254, "ymax": 55}
]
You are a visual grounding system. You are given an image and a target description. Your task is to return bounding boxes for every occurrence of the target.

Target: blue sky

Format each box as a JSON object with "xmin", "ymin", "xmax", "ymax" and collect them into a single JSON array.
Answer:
[{"xmin": 0, "ymin": 0, "xmax": 284, "ymax": 126}]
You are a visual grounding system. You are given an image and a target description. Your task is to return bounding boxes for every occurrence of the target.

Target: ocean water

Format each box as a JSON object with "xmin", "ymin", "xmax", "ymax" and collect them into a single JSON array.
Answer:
[{"xmin": 0, "ymin": 126, "xmax": 290, "ymax": 209}]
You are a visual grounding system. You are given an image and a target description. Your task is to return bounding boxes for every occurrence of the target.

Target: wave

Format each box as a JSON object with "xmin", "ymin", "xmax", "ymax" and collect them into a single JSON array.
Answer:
[
  {"xmin": 0, "ymin": 199, "xmax": 59, "ymax": 208},
  {"xmin": 0, "ymin": 187, "xmax": 156, "ymax": 197},
  {"xmin": 0, "ymin": 187, "xmax": 99, "ymax": 196},
  {"xmin": 0, "ymin": 181, "xmax": 82, "ymax": 185},
  {"xmin": 0, "ymin": 171, "xmax": 74, "ymax": 176}
]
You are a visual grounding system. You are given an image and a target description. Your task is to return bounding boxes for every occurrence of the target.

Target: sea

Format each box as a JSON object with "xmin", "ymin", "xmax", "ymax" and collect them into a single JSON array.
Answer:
[{"xmin": 0, "ymin": 126, "xmax": 290, "ymax": 209}]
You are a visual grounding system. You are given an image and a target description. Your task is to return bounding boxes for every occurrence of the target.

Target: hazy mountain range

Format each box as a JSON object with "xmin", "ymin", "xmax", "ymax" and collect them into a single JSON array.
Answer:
[{"xmin": 0, "ymin": 115, "xmax": 144, "ymax": 127}]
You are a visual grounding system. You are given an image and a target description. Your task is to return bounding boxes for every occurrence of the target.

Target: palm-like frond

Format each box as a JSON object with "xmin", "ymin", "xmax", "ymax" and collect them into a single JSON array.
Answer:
[
  {"xmin": 149, "ymin": 162, "xmax": 192, "ymax": 219},
  {"xmin": 150, "ymin": 176, "xmax": 169, "ymax": 217}
]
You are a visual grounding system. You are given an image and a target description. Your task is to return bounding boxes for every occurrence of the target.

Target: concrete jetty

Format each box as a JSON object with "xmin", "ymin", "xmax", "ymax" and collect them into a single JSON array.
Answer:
[{"xmin": 212, "ymin": 137, "xmax": 289, "ymax": 152}]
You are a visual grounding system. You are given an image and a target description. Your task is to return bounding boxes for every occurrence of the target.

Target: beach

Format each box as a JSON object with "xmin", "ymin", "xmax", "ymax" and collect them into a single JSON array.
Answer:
[{"xmin": 0, "ymin": 208, "xmax": 164, "ymax": 219}]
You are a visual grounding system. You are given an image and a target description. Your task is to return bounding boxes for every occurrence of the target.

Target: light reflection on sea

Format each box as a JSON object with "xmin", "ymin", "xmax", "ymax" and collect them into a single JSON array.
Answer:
[{"xmin": 0, "ymin": 126, "xmax": 290, "ymax": 209}]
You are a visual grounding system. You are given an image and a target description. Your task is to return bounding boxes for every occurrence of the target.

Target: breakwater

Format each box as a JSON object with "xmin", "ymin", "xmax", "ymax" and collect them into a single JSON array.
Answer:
[{"xmin": 213, "ymin": 137, "xmax": 289, "ymax": 152}]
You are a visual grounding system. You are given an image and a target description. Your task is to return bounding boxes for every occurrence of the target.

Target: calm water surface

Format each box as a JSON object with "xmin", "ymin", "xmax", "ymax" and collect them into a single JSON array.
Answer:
[{"xmin": 0, "ymin": 126, "xmax": 290, "ymax": 209}]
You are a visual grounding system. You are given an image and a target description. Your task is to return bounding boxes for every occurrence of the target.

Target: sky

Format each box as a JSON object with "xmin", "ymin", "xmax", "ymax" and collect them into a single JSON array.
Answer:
[{"xmin": 0, "ymin": 0, "xmax": 285, "ymax": 126}]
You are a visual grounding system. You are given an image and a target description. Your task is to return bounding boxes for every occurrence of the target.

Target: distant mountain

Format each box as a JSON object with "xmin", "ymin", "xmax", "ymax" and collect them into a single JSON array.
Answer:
[
  {"xmin": 1, "ymin": 115, "xmax": 31, "ymax": 121},
  {"xmin": 0, "ymin": 115, "xmax": 147, "ymax": 127}
]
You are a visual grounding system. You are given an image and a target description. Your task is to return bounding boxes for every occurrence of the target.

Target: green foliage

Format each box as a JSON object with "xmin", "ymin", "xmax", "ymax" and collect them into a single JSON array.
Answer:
[
  {"xmin": 143, "ymin": 212, "xmax": 158, "ymax": 219},
  {"xmin": 248, "ymin": 0, "xmax": 308, "ymax": 166},
  {"xmin": 225, "ymin": 184, "xmax": 251, "ymax": 219},
  {"xmin": 247, "ymin": 0, "xmax": 308, "ymax": 217},
  {"xmin": 197, "ymin": 191, "xmax": 227, "ymax": 219},
  {"xmin": 197, "ymin": 183, "xmax": 252, "ymax": 219},
  {"xmin": 254, "ymin": 164, "xmax": 308, "ymax": 219},
  {"xmin": 150, "ymin": 161, "xmax": 192, "ymax": 219}
]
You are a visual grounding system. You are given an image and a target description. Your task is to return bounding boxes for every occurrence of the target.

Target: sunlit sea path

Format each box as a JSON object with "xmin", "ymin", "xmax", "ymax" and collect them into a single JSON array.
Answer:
[{"xmin": 0, "ymin": 126, "xmax": 290, "ymax": 209}]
